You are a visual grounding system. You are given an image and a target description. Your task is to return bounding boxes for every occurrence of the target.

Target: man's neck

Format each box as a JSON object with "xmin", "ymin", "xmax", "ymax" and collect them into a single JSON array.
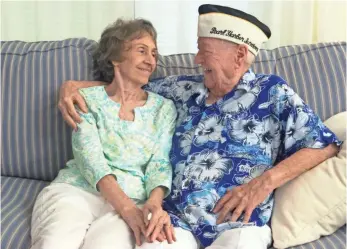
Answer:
[{"xmin": 206, "ymin": 68, "xmax": 248, "ymax": 105}]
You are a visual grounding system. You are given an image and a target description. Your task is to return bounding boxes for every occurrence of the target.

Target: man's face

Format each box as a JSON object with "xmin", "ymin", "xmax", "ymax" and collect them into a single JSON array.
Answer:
[{"xmin": 194, "ymin": 37, "xmax": 239, "ymax": 95}]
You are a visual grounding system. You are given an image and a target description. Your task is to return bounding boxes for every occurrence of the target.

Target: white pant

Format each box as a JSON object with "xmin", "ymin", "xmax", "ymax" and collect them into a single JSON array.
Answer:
[
  {"xmin": 31, "ymin": 183, "xmax": 136, "ymax": 249},
  {"xmin": 31, "ymin": 183, "xmax": 272, "ymax": 249},
  {"xmin": 138, "ymin": 222, "xmax": 272, "ymax": 249}
]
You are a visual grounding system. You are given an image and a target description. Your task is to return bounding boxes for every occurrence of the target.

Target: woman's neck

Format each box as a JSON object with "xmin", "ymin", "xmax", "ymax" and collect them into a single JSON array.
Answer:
[{"xmin": 105, "ymin": 79, "xmax": 147, "ymax": 104}]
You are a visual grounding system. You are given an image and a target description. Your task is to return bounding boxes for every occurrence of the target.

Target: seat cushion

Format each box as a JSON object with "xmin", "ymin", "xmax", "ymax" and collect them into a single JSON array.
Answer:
[
  {"xmin": 1, "ymin": 176, "xmax": 49, "ymax": 249},
  {"xmin": 285, "ymin": 225, "xmax": 346, "ymax": 249}
]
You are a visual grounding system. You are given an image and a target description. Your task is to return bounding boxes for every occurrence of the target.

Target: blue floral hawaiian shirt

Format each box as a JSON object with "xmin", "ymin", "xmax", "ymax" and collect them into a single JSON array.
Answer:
[{"xmin": 145, "ymin": 70, "xmax": 342, "ymax": 247}]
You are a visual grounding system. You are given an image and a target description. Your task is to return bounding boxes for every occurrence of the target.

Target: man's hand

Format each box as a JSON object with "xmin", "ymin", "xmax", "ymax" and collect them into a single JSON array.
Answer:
[
  {"xmin": 142, "ymin": 200, "xmax": 176, "ymax": 244},
  {"xmin": 213, "ymin": 174, "xmax": 273, "ymax": 224},
  {"xmin": 119, "ymin": 203, "xmax": 147, "ymax": 246},
  {"xmin": 58, "ymin": 80, "xmax": 88, "ymax": 129}
]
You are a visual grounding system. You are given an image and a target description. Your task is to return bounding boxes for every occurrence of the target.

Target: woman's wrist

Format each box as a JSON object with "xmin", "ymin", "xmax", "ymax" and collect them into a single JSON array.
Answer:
[
  {"xmin": 98, "ymin": 175, "xmax": 135, "ymax": 214},
  {"xmin": 147, "ymin": 186, "xmax": 166, "ymax": 206}
]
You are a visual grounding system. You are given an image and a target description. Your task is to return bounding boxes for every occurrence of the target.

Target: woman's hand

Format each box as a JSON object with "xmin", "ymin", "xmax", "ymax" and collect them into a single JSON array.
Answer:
[
  {"xmin": 142, "ymin": 200, "xmax": 176, "ymax": 243},
  {"xmin": 119, "ymin": 203, "xmax": 147, "ymax": 246}
]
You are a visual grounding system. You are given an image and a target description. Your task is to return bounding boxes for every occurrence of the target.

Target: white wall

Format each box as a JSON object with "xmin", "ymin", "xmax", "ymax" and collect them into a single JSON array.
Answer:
[
  {"xmin": 1, "ymin": 0, "xmax": 346, "ymax": 55},
  {"xmin": 1, "ymin": 1, "xmax": 134, "ymax": 42}
]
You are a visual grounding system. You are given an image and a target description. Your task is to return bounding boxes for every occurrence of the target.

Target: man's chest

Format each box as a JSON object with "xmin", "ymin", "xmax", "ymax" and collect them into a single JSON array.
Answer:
[{"xmin": 170, "ymin": 96, "xmax": 282, "ymax": 173}]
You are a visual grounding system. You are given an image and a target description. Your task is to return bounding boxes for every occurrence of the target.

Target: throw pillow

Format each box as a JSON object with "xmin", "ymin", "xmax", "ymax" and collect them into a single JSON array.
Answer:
[{"xmin": 271, "ymin": 111, "xmax": 346, "ymax": 249}]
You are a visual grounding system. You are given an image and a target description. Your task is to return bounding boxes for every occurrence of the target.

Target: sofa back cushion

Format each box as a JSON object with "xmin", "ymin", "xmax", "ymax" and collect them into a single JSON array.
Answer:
[
  {"xmin": 151, "ymin": 42, "xmax": 346, "ymax": 121},
  {"xmin": 1, "ymin": 38, "xmax": 97, "ymax": 181}
]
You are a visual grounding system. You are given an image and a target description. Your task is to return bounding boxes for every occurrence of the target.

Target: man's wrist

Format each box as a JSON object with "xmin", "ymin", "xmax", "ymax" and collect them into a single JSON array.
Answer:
[{"xmin": 260, "ymin": 170, "xmax": 276, "ymax": 193}]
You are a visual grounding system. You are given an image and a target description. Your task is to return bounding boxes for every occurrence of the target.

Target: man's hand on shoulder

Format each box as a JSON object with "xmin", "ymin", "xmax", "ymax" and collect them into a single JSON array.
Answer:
[{"xmin": 58, "ymin": 80, "xmax": 105, "ymax": 129}]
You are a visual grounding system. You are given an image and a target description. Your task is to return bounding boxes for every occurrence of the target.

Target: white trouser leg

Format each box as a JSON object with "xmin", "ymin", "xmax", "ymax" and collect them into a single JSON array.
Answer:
[
  {"xmin": 81, "ymin": 203, "xmax": 135, "ymax": 249},
  {"xmin": 205, "ymin": 225, "xmax": 272, "ymax": 249},
  {"xmin": 30, "ymin": 183, "xmax": 104, "ymax": 249},
  {"xmin": 136, "ymin": 227, "xmax": 199, "ymax": 249}
]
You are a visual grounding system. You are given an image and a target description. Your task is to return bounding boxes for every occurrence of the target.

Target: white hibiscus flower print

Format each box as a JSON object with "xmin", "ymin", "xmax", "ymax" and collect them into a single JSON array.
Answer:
[
  {"xmin": 259, "ymin": 84, "xmax": 304, "ymax": 110},
  {"xmin": 194, "ymin": 116, "xmax": 224, "ymax": 146},
  {"xmin": 177, "ymin": 128, "xmax": 195, "ymax": 155},
  {"xmin": 234, "ymin": 164, "xmax": 268, "ymax": 184},
  {"xmin": 285, "ymin": 107, "xmax": 311, "ymax": 149},
  {"xmin": 172, "ymin": 80, "xmax": 199, "ymax": 102},
  {"xmin": 185, "ymin": 150, "xmax": 233, "ymax": 186},
  {"xmin": 241, "ymin": 70, "xmax": 256, "ymax": 83},
  {"xmin": 220, "ymin": 85, "xmax": 260, "ymax": 114},
  {"xmin": 175, "ymin": 103, "xmax": 190, "ymax": 126},
  {"xmin": 172, "ymin": 161, "xmax": 186, "ymax": 188},
  {"xmin": 229, "ymin": 118, "xmax": 262, "ymax": 145},
  {"xmin": 259, "ymin": 115, "xmax": 281, "ymax": 156},
  {"xmin": 184, "ymin": 205, "xmax": 216, "ymax": 229},
  {"xmin": 186, "ymin": 189, "xmax": 220, "ymax": 211}
]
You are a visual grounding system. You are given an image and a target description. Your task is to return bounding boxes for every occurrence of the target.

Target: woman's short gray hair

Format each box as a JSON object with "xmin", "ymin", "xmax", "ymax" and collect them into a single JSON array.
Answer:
[{"xmin": 93, "ymin": 18, "xmax": 157, "ymax": 83}]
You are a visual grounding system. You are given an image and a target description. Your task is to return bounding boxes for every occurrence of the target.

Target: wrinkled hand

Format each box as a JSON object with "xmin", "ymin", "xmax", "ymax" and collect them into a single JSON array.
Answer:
[
  {"xmin": 120, "ymin": 204, "xmax": 147, "ymax": 246},
  {"xmin": 142, "ymin": 201, "xmax": 176, "ymax": 243},
  {"xmin": 213, "ymin": 175, "xmax": 272, "ymax": 224},
  {"xmin": 58, "ymin": 80, "xmax": 88, "ymax": 129}
]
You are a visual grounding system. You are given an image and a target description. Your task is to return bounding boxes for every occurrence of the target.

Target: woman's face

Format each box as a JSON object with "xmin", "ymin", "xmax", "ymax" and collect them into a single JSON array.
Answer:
[{"xmin": 116, "ymin": 33, "xmax": 157, "ymax": 87}]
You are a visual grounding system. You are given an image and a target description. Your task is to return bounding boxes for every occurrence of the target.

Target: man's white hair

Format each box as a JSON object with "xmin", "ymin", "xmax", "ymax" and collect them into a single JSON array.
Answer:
[{"xmin": 246, "ymin": 52, "xmax": 255, "ymax": 66}]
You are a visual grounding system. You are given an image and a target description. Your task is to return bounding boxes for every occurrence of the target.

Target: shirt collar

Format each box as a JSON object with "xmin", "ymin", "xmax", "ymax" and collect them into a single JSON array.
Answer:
[{"xmin": 194, "ymin": 69, "xmax": 256, "ymax": 106}]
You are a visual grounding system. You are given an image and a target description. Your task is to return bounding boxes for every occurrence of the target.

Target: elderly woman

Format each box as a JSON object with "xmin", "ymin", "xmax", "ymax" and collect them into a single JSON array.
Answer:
[{"xmin": 30, "ymin": 19, "xmax": 177, "ymax": 249}]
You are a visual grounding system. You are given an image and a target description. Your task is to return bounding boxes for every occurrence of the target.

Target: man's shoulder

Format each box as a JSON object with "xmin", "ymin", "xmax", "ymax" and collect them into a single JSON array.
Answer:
[{"xmin": 254, "ymin": 73, "xmax": 287, "ymax": 86}]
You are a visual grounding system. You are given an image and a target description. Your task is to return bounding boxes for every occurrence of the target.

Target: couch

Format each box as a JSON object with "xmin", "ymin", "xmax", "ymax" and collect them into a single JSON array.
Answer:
[{"xmin": 1, "ymin": 38, "xmax": 346, "ymax": 249}]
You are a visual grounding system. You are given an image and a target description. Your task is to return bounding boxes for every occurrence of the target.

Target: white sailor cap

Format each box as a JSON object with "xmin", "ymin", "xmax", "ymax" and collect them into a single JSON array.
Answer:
[{"xmin": 198, "ymin": 4, "xmax": 271, "ymax": 55}]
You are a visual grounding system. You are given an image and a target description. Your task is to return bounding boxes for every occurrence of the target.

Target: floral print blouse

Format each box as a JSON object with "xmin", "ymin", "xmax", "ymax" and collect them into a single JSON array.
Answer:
[{"xmin": 53, "ymin": 86, "xmax": 177, "ymax": 201}]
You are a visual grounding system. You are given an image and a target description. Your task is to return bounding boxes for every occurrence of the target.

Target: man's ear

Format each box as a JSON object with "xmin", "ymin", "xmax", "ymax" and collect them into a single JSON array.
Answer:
[{"xmin": 236, "ymin": 45, "xmax": 248, "ymax": 65}]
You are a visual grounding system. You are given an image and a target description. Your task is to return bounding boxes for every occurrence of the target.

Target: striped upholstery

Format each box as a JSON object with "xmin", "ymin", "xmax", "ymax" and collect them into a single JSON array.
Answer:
[
  {"xmin": 1, "ymin": 38, "xmax": 97, "ymax": 181},
  {"xmin": 1, "ymin": 176, "xmax": 49, "ymax": 249},
  {"xmin": 152, "ymin": 42, "xmax": 346, "ymax": 121},
  {"xmin": 270, "ymin": 225, "xmax": 347, "ymax": 249}
]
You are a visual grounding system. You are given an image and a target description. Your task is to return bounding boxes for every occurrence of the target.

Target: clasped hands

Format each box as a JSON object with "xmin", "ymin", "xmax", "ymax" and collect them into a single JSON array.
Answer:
[{"xmin": 120, "ymin": 199, "xmax": 176, "ymax": 246}]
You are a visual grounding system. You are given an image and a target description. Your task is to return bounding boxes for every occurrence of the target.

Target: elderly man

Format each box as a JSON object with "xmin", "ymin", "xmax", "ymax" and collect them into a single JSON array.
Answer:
[{"xmin": 58, "ymin": 4, "xmax": 341, "ymax": 249}]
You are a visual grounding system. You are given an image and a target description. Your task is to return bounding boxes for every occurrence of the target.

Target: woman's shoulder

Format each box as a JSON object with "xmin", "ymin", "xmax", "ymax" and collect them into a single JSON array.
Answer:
[
  {"xmin": 148, "ymin": 92, "xmax": 177, "ymax": 119},
  {"xmin": 79, "ymin": 86, "xmax": 108, "ymax": 108},
  {"xmin": 149, "ymin": 92, "xmax": 175, "ymax": 109}
]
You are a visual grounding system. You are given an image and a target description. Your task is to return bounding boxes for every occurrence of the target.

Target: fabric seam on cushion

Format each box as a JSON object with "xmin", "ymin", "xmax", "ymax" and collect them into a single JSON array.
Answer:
[
  {"xmin": 278, "ymin": 199, "xmax": 346, "ymax": 245},
  {"xmin": 1, "ymin": 44, "xmax": 95, "ymax": 58}
]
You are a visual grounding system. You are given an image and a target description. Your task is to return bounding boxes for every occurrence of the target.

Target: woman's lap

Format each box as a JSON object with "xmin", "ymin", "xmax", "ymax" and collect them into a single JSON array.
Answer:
[{"xmin": 30, "ymin": 183, "xmax": 135, "ymax": 249}]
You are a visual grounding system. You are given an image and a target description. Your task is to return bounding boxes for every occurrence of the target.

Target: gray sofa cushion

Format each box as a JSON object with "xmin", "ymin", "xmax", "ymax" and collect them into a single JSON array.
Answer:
[
  {"xmin": 152, "ymin": 42, "xmax": 346, "ymax": 121},
  {"xmin": 1, "ymin": 176, "xmax": 49, "ymax": 249},
  {"xmin": 1, "ymin": 38, "xmax": 97, "ymax": 181},
  {"xmin": 277, "ymin": 225, "xmax": 346, "ymax": 249}
]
